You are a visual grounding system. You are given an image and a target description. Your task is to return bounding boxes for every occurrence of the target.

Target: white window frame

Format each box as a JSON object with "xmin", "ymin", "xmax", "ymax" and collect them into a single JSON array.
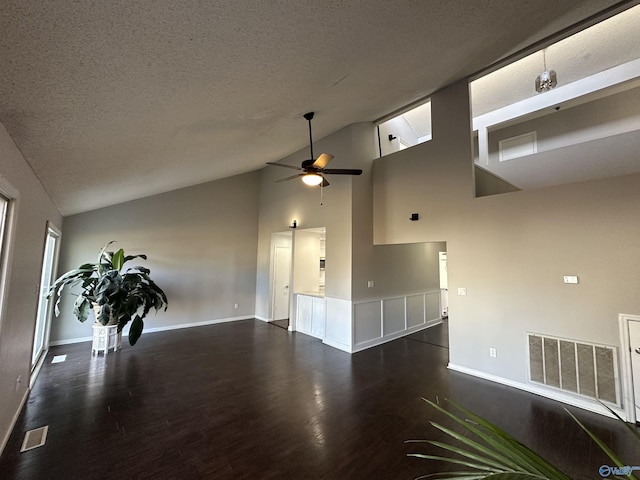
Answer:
[{"xmin": 0, "ymin": 176, "xmax": 19, "ymax": 339}]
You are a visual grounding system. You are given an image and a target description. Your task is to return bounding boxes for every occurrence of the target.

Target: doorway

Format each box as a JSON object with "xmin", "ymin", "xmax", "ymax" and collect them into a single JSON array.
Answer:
[
  {"xmin": 31, "ymin": 222, "xmax": 61, "ymax": 385},
  {"xmin": 270, "ymin": 232, "xmax": 292, "ymax": 329}
]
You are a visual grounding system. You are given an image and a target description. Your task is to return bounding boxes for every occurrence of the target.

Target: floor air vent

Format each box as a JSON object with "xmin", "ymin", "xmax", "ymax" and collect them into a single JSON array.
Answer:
[
  {"xmin": 528, "ymin": 333, "xmax": 619, "ymax": 406},
  {"xmin": 20, "ymin": 426, "xmax": 48, "ymax": 452}
]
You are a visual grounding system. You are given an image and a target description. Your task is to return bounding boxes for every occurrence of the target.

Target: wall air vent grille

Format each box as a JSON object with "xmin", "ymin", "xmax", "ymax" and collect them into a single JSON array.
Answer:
[
  {"xmin": 20, "ymin": 425, "xmax": 48, "ymax": 452},
  {"xmin": 527, "ymin": 333, "xmax": 619, "ymax": 406}
]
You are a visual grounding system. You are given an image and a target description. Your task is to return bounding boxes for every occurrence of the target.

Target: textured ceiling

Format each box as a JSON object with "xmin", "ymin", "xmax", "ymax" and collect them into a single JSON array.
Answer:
[{"xmin": 0, "ymin": 0, "xmax": 627, "ymax": 215}]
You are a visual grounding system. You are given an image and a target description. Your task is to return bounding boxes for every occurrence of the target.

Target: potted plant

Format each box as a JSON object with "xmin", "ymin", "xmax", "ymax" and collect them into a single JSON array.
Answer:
[{"xmin": 48, "ymin": 242, "xmax": 168, "ymax": 346}]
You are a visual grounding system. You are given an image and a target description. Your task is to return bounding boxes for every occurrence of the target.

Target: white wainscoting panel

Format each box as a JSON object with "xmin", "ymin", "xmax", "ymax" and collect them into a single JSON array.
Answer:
[
  {"xmin": 296, "ymin": 294, "xmax": 326, "ymax": 340},
  {"xmin": 426, "ymin": 291, "xmax": 440, "ymax": 323},
  {"xmin": 383, "ymin": 297, "xmax": 405, "ymax": 336},
  {"xmin": 406, "ymin": 294, "xmax": 425, "ymax": 328},
  {"xmin": 311, "ymin": 297, "xmax": 326, "ymax": 338},
  {"xmin": 352, "ymin": 291, "xmax": 441, "ymax": 352},
  {"xmin": 324, "ymin": 297, "xmax": 352, "ymax": 352},
  {"xmin": 354, "ymin": 301, "xmax": 382, "ymax": 345},
  {"xmin": 296, "ymin": 295, "xmax": 313, "ymax": 334}
]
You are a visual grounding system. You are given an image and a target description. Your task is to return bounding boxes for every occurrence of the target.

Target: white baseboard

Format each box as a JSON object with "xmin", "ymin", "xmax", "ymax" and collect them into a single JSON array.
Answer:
[
  {"xmin": 0, "ymin": 387, "xmax": 29, "ymax": 457},
  {"xmin": 142, "ymin": 315, "xmax": 253, "ymax": 334},
  {"xmin": 49, "ymin": 336, "xmax": 92, "ymax": 346},
  {"xmin": 49, "ymin": 315, "xmax": 255, "ymax": 346},
  {"xmin": 254, "ymin": 315, "xmax": 269, "ymax": 322},
  {"xmin": 322, "ymin": 337, "xmax": 352, "ymax": 353},
  {"xmin": 447, "ymin": 363, "xmax": 626, "ymax": 421}
]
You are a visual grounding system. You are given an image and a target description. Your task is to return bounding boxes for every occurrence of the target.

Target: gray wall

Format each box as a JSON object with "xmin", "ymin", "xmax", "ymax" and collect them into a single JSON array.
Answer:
[
  {"xmin": 50, "ymin": 172, "xmax": 260, "ymax": 343},
  {"xmin": 0, "ymin": 123, "xmax": 63, "ymax": 451},
  {"xmin": 370, "ymin": 242, "xmax": 445, "ymax": 298},
  {"xmin": 373, "ymin": 79, "xmax": 640, "ymax": 384}
]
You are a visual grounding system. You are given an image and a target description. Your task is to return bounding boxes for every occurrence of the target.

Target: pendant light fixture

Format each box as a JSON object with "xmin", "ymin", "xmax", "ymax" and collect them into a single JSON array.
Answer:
[{"xmin": 535, "ymin": 49, "xmax": 557, "ymax": 93}]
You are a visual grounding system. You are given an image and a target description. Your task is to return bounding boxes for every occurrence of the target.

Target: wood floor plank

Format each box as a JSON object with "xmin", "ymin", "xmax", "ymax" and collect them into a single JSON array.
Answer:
[{"xmin": 0, "ymin": 319, "xmax": 638, "ymax": 479}]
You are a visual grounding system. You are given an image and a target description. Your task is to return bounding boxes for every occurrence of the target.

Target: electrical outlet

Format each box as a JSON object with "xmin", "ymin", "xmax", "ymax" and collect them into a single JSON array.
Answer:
[
  {"xmin": 234, "ymin": 303, "xmax": 239, "ymax": 309},
  {"xmin": 15, "ymin": 375, "xmax": 21, "ymax": 392},
  {"xmin": 367, "ymin": 280, "xmax": 374, "ymax": 288},
  {"xmin": 489, "ymin": 348, "xmax": 497, "ymax": 358}
]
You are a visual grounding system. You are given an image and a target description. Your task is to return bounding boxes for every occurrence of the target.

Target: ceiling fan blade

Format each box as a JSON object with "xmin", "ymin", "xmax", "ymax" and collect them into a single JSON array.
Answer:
[
  {"xmin": 266, "ymin": 162, "xmax": 302, "ymax": 171},
  {"xmin": 276, "ymin": 174, "xmax": 303, "ymax": 183},
  {"xmin": 322, "ymin": 169, "xmax": 363, "ymax": 175},
  {"xmin": 312, "ymin": 153, "xmax": 334, "ymax": 169}
]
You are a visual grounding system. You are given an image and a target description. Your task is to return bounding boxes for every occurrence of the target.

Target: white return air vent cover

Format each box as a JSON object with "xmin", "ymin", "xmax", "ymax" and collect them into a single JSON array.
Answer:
[
  {"xmin": 528, "ymin": 333, "xmax": 619, "ymax": 406},
  {"xmin": 20, "ymin": 425, "xmax": 48, "ymax": 452},
  {"xmin": 499, "ymin": 131, "xmax": 537, "ymax": 162}
]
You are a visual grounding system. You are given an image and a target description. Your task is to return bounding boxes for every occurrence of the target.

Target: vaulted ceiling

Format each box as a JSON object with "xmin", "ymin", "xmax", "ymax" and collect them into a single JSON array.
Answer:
[{"xmin": 0, "ymin": 0, "xmax": 628, "ymax": 215}]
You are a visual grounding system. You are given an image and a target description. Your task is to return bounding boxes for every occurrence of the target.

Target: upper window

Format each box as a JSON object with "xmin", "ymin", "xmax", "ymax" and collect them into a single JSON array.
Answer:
[
  {"xmin": 470, "ymin": 4, "xmax": 640, "ymax": 197},
  {"xmin": 377, "ymin": 100, "xmax": 432, "ymax": 158}
]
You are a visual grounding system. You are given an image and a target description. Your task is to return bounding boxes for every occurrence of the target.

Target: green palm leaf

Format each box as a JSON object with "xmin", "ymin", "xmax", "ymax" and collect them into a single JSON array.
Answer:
[{"xmin": 409, "ymin": 399, "xmax": 573, "ymax": 480}]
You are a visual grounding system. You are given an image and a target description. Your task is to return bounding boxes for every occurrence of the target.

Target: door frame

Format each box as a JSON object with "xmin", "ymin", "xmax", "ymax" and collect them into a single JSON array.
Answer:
[
  {"xmin": 30, "ymin": 221, "xmax": 61, "ymax": 387},
  {"xmin": 619, "ymin": 313, "xmax": 640, "ymax": 423},
  {"xmin": 271, "ymin": 244, "xmax": 292, "ymax": 322},
  {"xmin": 269, "ymin": 232, "xmax": 293, "ymax": 326}
]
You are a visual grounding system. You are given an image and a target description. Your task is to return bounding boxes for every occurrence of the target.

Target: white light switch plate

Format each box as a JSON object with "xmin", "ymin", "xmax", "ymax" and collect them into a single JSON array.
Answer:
[
  {"xmin": 457, "ymin": 287, "xmax": 467, "ymax": 296},
  {"xmin": 563, "ymin": 275, "xmax": 579, "ymax": 284}
]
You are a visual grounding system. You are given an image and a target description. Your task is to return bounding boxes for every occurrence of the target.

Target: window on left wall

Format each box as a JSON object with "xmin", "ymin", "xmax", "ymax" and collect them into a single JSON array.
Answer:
[{"xmin": 0, "ymin": 179, "xmax": 17, "ymax": 333}]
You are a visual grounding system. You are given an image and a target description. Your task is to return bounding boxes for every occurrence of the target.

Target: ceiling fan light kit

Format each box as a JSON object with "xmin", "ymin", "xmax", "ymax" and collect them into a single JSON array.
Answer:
[
  {"xmin": 266, "ymin": 112, "xmax": 363, "ymax": 187},
  {"xmin": 302, "ymin": 173, "xmax": 323, "ymax": 186}
]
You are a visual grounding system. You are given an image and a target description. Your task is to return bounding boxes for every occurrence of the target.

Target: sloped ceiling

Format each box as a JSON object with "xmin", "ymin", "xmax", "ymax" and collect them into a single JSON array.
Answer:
[{"xmin": 0, "ymin": 0, "xmax": 627, "ymax": 215}]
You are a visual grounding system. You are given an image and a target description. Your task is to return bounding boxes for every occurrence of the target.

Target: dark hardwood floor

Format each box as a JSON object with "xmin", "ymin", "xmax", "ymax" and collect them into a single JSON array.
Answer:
[
  {"xmin": 1, "ymin": 320, "xmax": 638, "ymax": 479},
  {"xmin": 269, "ymin": 319, "xmax": 290, "ymax": 330}
]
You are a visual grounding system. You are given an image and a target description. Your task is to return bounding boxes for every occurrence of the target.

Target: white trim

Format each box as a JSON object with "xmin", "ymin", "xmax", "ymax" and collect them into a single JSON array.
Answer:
[
  {"xmin": 448, "ymin": 363, "xmax": 627, "ymax": 420},
  {"xmin": 141, "ymin": 315, "xmax": 252, "ymax": 334},
  {"xmin": 352, "ymin": 289, "xmax": 441, "ymax": 305},
  {"xmin": 351, "ymin": 290, "xmax": 442, "ymax": 352},
  {"xmin": 0, "ymin": 177, "xmax": 19, "ymax": 343},
  {"xmin": 49, "ymin": 336, "xmax": 93, "ymax": 346},
  {"xmin": 473, "ymin": 58, "xmax": 640, "ymax": 131},
  {"xmin": 322, "ymin": 337, "xmax": 351, "ymax": 353},
  {"xmin": 49, "ymin": 315, "xmax": 255, "ymax": 346},
  {"xmin": 619, "ymin": 313, "xmax": 640, "ymax": 424},
  {"xmin": 0, "ymin": 387, "xmax": 29, "ymax": 456},
  {"xmin": 30, "ymin": 221, "xmax": 62, "ymax": 386},
  {"xmin": 29, "ymin": 349, "xmax": 47, "ymax": 388}
]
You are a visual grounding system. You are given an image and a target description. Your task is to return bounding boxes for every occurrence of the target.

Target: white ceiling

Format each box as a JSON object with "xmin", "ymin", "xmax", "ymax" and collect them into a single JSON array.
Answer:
[{"xmin": 0, "ymin": 0, "xmax": 628, "ymax": 215}]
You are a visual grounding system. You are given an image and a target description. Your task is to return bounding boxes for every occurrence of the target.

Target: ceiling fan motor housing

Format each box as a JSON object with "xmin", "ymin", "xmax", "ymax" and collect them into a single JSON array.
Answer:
[{"xmin": 301, "ymin": 159, "xmax": 316, "ymax": 169}]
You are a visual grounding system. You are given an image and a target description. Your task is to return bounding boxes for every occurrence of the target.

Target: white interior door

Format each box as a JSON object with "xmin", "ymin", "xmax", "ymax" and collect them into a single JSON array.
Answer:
[
  {"xmin": 31, "ymin": 224, "xmax": 60, "ymax": 373},
  {"xmin": 272, "ymin": 245, "xmax": 291, "ymax": 321},
  {"xmin": 629, "ymin": 319, "xmax": 640, "ymax": 421},
  {"xmin": 439, "ymin": 251, "xmax": 448, "ymax": 317}
]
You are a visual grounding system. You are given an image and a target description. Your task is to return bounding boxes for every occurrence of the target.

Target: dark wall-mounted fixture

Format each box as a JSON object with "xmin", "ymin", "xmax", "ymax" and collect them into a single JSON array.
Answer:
[
  {"xmin": 388, "ymin": 134, "xmax": 397, "ymax": 141},
  {"xmin": 289, "ymin": 220, "xmax": 297, "ymax": 229},
  {"xmin": 410, "ymin": 213, "xmax": 419, "ymax": 221}
]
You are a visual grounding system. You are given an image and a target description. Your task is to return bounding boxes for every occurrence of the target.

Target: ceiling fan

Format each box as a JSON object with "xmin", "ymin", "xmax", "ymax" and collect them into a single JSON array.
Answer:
[{"xmin": 266, "ymin": 112, "xmax": 363, "ymax": 186}]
